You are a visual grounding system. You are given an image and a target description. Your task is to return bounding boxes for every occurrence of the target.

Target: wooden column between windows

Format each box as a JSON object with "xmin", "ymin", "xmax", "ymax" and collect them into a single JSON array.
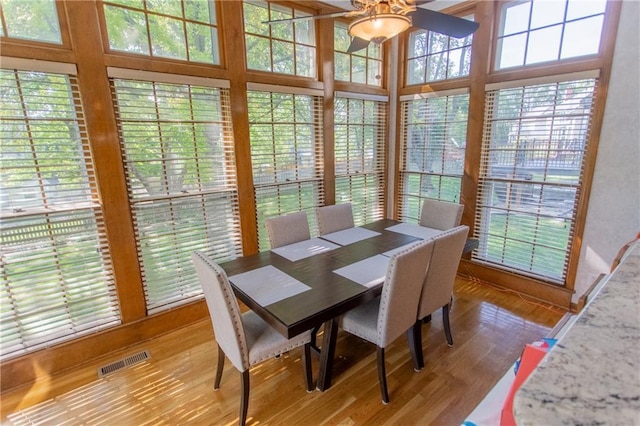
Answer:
[
  {"xmin": 219, "ymin": 0, "xmax": 258, "ymax": 254},
  {"xmin": 461, "ymin": 1, "xmax": 493, "ymax": 236},
  {"xmin": 390, "ymin": 33, "xmax": 405, "ymax": 220},
  {"xmin": 318, "ymin": 16, "xmax": 335, "ymax": 206},
  {"xmin": 64, "ymin": 0, "xmax": 145, "ymax": 321}
]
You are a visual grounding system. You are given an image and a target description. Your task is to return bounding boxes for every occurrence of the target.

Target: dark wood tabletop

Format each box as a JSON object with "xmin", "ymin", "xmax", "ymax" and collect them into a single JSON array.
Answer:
[{"xmin": 220, "ymin": 219, "xmax": 421, "ymax": 339}]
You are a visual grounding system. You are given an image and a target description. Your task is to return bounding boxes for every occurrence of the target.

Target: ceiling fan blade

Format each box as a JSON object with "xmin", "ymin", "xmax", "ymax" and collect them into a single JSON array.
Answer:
[
  {"xmin": 409, "ymin": 8, "xmax": 479, "ymax": 38},
  {"xmin": 264, "ymin": 11, "xmax": 353, "ymax": 25},
  {"xmin": 346, "ymin": 37, "xmax": 371, "ymax": 54}
]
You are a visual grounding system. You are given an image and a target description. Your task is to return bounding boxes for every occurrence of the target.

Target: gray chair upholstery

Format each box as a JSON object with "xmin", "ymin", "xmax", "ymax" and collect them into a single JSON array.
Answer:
[
  {"xmin": 340, "ymin": 239, "xmax": 435, "ymax": 403},
  {"xmin": 409, "ymin": 225, "xmax": 469, "ymax": 370},
  {"xmin": 315, "ymin": 203, "xmax": 355, "ymax": 236},
  {"xmin": 192, "ymin": 251, "xmax": 313, "ymax": 425},
  {"xmin": 419, "ymin": 199, "xmax": 464, "ymax": 231},
  {"xmin": 265, "ymin": 211, "xmax": 311, "ymax": 249}
]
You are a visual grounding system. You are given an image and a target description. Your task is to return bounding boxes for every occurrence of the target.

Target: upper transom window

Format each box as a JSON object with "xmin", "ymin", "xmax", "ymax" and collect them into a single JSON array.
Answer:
[
  {"xmin": 243, "ymin": 0, "xmax": 316, "ymax": 78},
  {"xmin": 102, "ymin": 0, "xmax": 220, "ymax": 64},
  {"xmin": 0, "ymin": 0, "xmax": 62, "ymax": 44},
  {"xmin": 496, "ymin": 0, "xmax": 606, "ymax": 70},
  {"xmin": 407, "ymin": 15, "xmax": 474, "ymax": 85},
  {"xmin": 334, "ymin": 22, "xmax": 383, "ymax": 86}
]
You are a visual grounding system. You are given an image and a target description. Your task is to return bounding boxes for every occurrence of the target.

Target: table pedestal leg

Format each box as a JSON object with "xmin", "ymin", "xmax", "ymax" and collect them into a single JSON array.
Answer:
[{"xmin": 316, "ymin": 318, "xmax": 338, "ymax": 391}]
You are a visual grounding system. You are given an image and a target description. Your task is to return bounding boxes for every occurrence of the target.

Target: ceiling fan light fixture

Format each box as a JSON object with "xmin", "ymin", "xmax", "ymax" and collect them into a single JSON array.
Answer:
[{"xmin": 348, "ymin": 13, "xmax": 411, "ymax": 42}]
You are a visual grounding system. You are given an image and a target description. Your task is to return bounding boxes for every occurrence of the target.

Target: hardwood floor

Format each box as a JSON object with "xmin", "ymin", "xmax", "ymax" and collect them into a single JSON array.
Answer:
[{"xmin": 1, "ymin": 278, "xmax": 564, "ymax": 426}]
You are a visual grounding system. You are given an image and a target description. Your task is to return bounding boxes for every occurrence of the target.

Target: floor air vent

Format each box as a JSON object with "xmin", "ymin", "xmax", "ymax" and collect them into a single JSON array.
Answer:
[{"xmin": 98, "ymin": 350, "xmax": 151, "ymax": 378}]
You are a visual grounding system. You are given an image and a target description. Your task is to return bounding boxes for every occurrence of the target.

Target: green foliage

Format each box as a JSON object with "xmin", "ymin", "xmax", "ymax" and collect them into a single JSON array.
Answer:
[
  {"xmin": 103, "ymin": 0, "xmax": 219, "ymax": 63},
  {"xmin": 1, "ymin": 0, "xmax": 61, "ymax": 43},
  {"xmin": 104, "ymin": 5, "xmax": 149, "ymax": 54},
  {"xmin": 243, "ymin": 0, "xmax": 315, "ymax": 78}
]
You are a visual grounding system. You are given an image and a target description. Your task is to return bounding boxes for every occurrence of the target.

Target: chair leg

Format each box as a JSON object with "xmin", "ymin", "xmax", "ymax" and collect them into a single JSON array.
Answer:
[
  {"xmin": 239, "ymin": 370, "xmax": 250, "ymax": 426},
  {"xmin": 407, "ymin": 320, "xmax": 424, "ymax": 371},
  {"xmin": 422, "ymin": 314, "xmax": 432, "ymax": 324},
  {"xmin": 443, "ymin": 304, "xmax": 453, "ymax": 347},
  {"xmin": 214, "ymin": 344, "xmax": 225, "ymax": 389},
  {"xmin": 302, "ymin": 343, "xmax": 314, "ymax": 392},
  {"xmin": 376, "ymin": 347, "xmax": 390, "ymax": 404}
]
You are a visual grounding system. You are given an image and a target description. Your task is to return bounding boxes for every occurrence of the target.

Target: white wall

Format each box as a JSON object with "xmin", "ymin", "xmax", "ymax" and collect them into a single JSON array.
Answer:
[{"xmin": 574, "ymin": 0, "xmax": 640, "ymax": 303}]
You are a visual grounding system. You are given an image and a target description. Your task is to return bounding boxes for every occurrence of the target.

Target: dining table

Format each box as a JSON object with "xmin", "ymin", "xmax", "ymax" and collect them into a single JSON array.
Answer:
[{"xmin": 219, "ymin": 218, "xmax": 478, "ymax": 391}]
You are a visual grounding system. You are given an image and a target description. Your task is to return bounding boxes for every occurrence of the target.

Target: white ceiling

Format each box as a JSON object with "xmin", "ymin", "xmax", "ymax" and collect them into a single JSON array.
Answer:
[{"xmin": 320, "ymin": 1, "xmax": 465, "ymax": 12}]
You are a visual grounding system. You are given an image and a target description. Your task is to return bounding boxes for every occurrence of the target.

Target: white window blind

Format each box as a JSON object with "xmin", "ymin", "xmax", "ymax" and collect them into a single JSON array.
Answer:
[
  {"xmin": 334, "ymin": 95, "xmax": 387, "ymax": 225},
  {"xmin": 247, "ymin": 89, "xmax": 324, "ymax": 250},
  {"xmin": 398, "ymin": 91, "xmax": 469, "ymax": 222},
  {"xmin": 111, "ymin": 77, "xmax": 242, "ymax": 314},
  {"xmin": 474, "ymin": 77, "xmax": 597, "ymax": 283},
  {"xmin": 0, "ymin": 68, "xmax": 119, "ymax": 360}
]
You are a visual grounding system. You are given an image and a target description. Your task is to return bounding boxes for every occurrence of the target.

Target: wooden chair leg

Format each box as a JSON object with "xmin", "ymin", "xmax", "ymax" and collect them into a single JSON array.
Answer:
[
  {"xmin": 214, "ymin": 344, "xmax": 225, "ymax": 389},
  {"xmin": 443, "ymin": 304, "xmax": 453, "ymax": 347},
  {"xmin": 239, "ymin": 370, "xmax": 250, "ymax": 426},
  {"xmin": 376, "ymin": 347, "xmax": 390, "ymax": 404},
  {"xmin": 407, "ymin": 320, "xmax": 424, "ymax": 371},
  {"xmin": 302, "ymin": 343, "xmax": 314, "ymax": 392},
  {"xmin": 422, "ymin": 314, "xmax": 432, "ymax": 324}
]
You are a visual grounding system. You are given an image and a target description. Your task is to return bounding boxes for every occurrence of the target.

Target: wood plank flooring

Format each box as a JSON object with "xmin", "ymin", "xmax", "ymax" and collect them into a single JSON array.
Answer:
[{"xmin": 1, "ymin": 278, "xmax": 564, "ymax": 425}]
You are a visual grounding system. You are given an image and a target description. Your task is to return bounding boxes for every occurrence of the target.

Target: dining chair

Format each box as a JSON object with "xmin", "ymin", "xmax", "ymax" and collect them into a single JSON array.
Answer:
[
  {"xmin": 408, "ymin": 225, "xmax": 469, "ymax": 371},
  {"xmin": 191, "ymin": 251, "xmax": 313, "ymax": 425},
  {"xmin": 339, "ymin": 239, "xmax": 435, "ymax": 403},
  {"xmin": 265, "ymin": 211, "xmax": 311, "ymax": 249},
  {"xmin": 419, "ymin": 199, "xmax": 464, "ymax": 230},
  {"xmin": 315, "ymin": 203, "xmax": 355, "ymax": 236}
]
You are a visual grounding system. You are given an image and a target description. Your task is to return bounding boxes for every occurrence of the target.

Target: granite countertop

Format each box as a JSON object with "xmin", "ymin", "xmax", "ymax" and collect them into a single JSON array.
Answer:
[{"xmin": 514, "ymin": 241, "xmax": 640, "ymax": 425}]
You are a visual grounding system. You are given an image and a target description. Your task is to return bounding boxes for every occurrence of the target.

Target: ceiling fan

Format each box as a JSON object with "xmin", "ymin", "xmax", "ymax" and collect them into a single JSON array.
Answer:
[{"xmin": 264, "ymin": 0, "xmax": 479, "ymax": 53}]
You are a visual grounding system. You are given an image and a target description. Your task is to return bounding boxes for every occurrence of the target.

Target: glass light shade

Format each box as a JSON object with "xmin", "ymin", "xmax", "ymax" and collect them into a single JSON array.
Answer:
[{"xmin": 348, "ymin": 13, "xmax": 411, "ymax": 42}]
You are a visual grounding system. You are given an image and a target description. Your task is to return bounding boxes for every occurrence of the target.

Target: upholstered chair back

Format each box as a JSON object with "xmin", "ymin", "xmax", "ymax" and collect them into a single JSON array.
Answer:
[
  {"xmin": 316, "ymin": 203, "xmax": 355, "ymax": 235},
  {"xmin": 265, "ymin": 211, "xmax": 311, "ymax": 248},
  {"xmin": 419, "ymin": 199, "xmax": 464, "ymax": 231},
  {"xmin": 192, "ymin": 251, "xmax": 249, "ymax": 371},
  {"xmin": 377, "ymin": 240, "xmax": 435, "ymax": 348},
  {"xmin": 417, "ymin": 225, "xmax": 469, "ymax": 319}
]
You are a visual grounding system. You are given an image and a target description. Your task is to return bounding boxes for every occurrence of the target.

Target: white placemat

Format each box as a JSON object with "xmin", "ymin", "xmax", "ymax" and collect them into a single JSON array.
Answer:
[
  {"xmin": 229, "ymin": 265, "xmax": 310, "ymax": 306},
  {"xmin": 320, "ymin": 227, "xmax": 381, "ymax": 246},
  {"xmin": 385, "ymin": 223, "xmax": 444, "ymax": 240},
  {"xmin": 271, "ymin": 237, "xmax": 340, "ymax": 262},
  {"xmin": 333, "ymin": 254, "xmax": 389, "ymax": 288}
]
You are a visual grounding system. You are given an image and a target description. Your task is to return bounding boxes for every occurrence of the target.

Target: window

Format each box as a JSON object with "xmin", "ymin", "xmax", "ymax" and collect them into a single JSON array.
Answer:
[
  {"xmin": 474, "ymin": 75, "xmax": 598, "ymax": 283},
  {"xmin": 334, "ymin": 23, "xmax": 383, "ymax": 86},
  {"xmin": 496, "ymin": 0, "xmax": 606, "ymax": 70},
  {"xmin": 407, "ymin": 17, "xmax": 474, "ymax": 84},
  {"xmin": 0, "ymin": 63, "xmax": 119, "ymax": 360},
  {"xmin": 243, "ymin": 0, "xmax": 316, "ymax": 78},
  {"xmin": 398, "ymin": 91, "xmax": 469, "ymax": 222},
  {"xmin": 111, "ymin": 71, "xmax": 241, "ymax": 314},
  {"xmin": 102, "ymin": 0, "xmax": 220, "ymax": 64},
  {"xmin": 334, "ymin": 94, "xmax": 386, "ymax": 224},
  {"xmin": 0, "ymin": 0, "xmax": 61, "ymax": 44},
  {"xmin": 247, "ymin": 87, "xmax": 324, "ymax": 249}
]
